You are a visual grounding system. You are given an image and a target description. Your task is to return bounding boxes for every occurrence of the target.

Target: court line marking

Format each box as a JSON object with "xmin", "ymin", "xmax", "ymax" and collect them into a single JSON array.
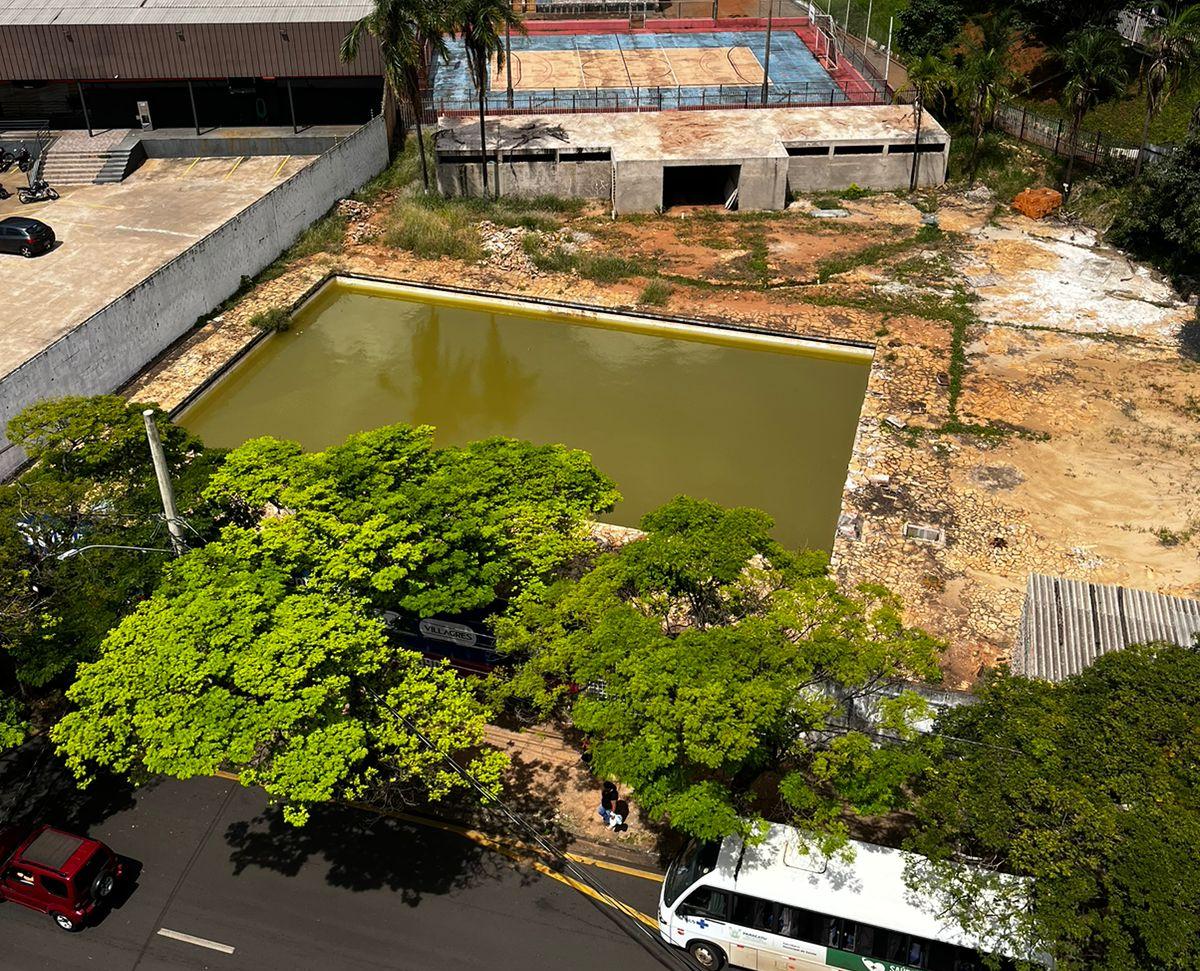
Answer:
[
  {"xmin": 272, "ymin": 155, "xmax": 291, "ymax": 178},
  {"xmin": 223, "ymin": 156, "xmax": 244, "ymax": 180},
  {"xmin": 183, "ymin": 157, "xmax": 200, "ymax": 175},
  {"xmin": 663, "ymin": 47, "xmax": 681, "ymax": 87},
  {"xmin": 157, "ymin": 928, "xmax": 236, "ymax": 954}
]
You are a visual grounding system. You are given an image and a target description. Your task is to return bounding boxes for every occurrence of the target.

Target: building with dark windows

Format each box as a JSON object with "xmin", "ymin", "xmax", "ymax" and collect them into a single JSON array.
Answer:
[{"xmin": 0, "ymin": 0, "xmax": 384, "ymax": 131}]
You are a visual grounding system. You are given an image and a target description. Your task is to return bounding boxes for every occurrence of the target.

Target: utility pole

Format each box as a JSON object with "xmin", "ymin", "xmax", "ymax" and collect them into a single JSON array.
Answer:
[
  {"xmin": 142, "ymin": 409, "xmax": 186, "ymax": 555},
  {"xmin": 760, "ymin": 0, "xmax": 774, "ymax": 106},
  {"xmin": 505, "ymin": 24, "xmax": 514, "ymax": 110}
]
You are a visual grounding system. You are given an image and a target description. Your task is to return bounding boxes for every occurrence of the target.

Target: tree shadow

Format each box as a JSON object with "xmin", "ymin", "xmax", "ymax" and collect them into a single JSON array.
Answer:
[
  {"xmin": 223, "ymin": 801, "xmax": 534, "ymax": 906},
  {"xmin": 0, "ymin": 738, "xmax": 141, "ymax": 833}
]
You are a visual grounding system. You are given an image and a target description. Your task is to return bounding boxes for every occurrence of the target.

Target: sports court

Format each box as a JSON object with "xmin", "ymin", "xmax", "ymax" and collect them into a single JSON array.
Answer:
[{"xmin": 431, "ymin": 23, "xmax": 881, "ymax": 112}]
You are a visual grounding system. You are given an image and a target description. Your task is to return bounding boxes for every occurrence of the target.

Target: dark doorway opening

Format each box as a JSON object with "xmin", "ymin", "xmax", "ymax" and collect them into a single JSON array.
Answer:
[{"xmin": 662, "ymin": 164, "xmax": 741, "ymax": 210}]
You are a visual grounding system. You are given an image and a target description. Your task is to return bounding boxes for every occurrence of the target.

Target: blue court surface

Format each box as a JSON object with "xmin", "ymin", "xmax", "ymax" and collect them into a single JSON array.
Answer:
[{"xmin": 430, "ymin": 29, "xmax": 853, "ymax": 112}]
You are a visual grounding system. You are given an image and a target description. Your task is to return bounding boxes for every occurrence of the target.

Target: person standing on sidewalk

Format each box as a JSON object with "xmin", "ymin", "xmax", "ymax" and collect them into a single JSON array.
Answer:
[{"xmin": 598, "ymin": 780, "xmax": 620, "ymax": 829}]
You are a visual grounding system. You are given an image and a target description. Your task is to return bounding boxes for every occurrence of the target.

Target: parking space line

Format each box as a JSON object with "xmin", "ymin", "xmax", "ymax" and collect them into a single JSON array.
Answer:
[
  {"xmin": 223, "ymin": 156, "xmax": 245, "ymax": 180},
  {"xmin": 157, "ymin": 927, "xmax": 236, "ymax": 954},
  {"xmin": 184, "ymin": 157, "xmax": 201, "ymax": 175},
  {"xmin": 272, "ymin": 155, "xmax": 291, "ymax": 178}
]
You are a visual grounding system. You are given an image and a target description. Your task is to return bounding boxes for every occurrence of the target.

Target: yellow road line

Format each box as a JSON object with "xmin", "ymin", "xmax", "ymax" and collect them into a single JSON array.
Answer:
[
  {"xmin": 208, "ymin": 772, "xmax": 661, "ymax": 923},
  {"xmin": 272, "ymin": 155, "xmax": 291, "ymax": 178},
  {"xmin": 184, "ymin": 157, "xmax": 201, "ymax": 176},
  {"xmin": 223, "ymin": 156, "xmax": 245, "ymax": 180}
]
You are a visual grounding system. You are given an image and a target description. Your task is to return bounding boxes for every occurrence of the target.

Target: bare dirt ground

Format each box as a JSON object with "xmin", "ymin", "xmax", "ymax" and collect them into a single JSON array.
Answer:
[{"xmin": 128, "ymin": 186, "xmax": 1200, "ymax": 688}]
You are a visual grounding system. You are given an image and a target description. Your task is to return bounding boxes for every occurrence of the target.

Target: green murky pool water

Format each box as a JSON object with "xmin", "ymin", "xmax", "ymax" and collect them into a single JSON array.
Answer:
[{"xmin": 179, "ymin": 279, "xmax": 871, "ymax": 550}]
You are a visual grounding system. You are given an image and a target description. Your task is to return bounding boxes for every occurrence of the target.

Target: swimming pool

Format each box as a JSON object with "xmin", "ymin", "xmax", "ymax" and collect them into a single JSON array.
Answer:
[{"xmin": 179, "ymin": 278, "xmax": 871, "ymax": 550}]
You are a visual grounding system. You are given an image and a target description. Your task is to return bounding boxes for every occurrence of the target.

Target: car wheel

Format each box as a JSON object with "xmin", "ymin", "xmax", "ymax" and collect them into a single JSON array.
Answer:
[
  {"xmin": 687, "ymin": 940, "xmax": 726, "ymax": 970},
  {"xmin": 53, "ymin": 912, "xmax": 79, "ymax": 932},
  {"xmin": 20, "ymin": 245, "xmax": 33, "ymax": 258},
  {"xmin": 92, "ymin": 871, "xmax": 115, "ymax": 899}
]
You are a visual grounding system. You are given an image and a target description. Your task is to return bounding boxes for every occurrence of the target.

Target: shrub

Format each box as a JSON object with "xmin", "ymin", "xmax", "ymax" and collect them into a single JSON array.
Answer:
[
  {"xmin": 638, "ymin": 279, "xmax": 674, "ymax": 306},
  {"xmin": 1108, "ymin": 130, "xmax": 1200, "ymax": 284},
  {"xmin": 248, "ymin": 306, "xmax": 291, "ymax": 332}
]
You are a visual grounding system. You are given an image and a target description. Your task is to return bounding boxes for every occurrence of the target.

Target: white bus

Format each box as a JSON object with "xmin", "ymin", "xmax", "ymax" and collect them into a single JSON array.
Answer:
[{"xmin": 658, "ymin": 823, "xmax": 1040, "ymax": 971}]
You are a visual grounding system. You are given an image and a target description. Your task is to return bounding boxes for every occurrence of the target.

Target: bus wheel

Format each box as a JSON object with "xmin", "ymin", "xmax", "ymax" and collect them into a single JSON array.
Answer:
[{"xmin": 687, "ymin": 940, "xmax": 726, "ymax": 970}]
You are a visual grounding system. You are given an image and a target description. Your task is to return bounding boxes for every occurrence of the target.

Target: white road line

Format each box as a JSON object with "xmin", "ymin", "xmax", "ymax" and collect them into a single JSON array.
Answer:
[
  {"xmin": 157, "ymin": 927, "xmax": 236, "ymax": 954},
  {"xmin": 113, "ymin": 224, "xmax": 197, "ymax": 239}
]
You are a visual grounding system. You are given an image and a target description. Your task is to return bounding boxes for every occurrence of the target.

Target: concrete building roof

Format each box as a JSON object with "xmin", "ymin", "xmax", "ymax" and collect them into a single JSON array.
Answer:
[
  {"xmin": 0, "ymin": 0, "xmax": 372, "ymax": 27},
  {"xmin": 435, "ymin": 105, "xmax": 947, "ymax": 161},
  {"xmin": 1014, "ymin": 573, "xmax": 1200, "ymax": 681}
]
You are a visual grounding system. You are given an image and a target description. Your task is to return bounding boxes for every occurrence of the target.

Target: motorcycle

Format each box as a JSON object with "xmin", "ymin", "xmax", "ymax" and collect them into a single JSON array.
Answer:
[
  {"xmin": 13, "ymin": 147, "xmax": 33, "ymax": 173},
  {"xmin": 0, "ymin": 183, "xmax": 10, "ymax": 200},
  {"xmin": 0, "ymin": 148, "xmax": 13, "ymax": 174},
  {"xmin": 18, "ymin": 179, "xmax": 58, "ymax": 204}
]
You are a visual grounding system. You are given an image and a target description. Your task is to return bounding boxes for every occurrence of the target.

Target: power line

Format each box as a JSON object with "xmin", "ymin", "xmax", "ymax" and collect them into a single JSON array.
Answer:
[{"xmin": 360, "ymin": 684, "xmax": 693, "ymax": 969}]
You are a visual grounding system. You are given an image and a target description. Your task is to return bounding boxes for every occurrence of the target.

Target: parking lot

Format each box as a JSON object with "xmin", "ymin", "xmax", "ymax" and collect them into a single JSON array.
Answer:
[{"xmin": 0, "ymin": 154, "xmax": 315, "ymax": 382}]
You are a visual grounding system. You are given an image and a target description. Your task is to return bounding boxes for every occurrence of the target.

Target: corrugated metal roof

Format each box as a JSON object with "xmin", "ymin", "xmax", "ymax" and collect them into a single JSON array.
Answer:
[
  {"xmin": 1014, "ymin": 574, "xmax": 1200, "ymax": 680},
  {"xmin": 0, "ymin": 0, "xmax": 372, "ymax": 26}
]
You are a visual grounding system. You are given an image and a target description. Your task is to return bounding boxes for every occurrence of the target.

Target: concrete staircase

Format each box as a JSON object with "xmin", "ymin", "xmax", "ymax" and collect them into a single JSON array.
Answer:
[{"xmin": 39, "ymin": 129, "xmax": 138, "ymax": 185}]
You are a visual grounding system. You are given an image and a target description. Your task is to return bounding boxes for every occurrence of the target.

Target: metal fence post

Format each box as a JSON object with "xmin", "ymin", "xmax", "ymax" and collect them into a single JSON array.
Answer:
[
  {"xmin": 1053, "ymin": 118, "xmax": 1063, "ymax": 155},
  {"xmin": 1019, "ymin": 106, "xmax": 1027, "ymax": 140},
  {"xmin": 1093, "ymin": 130, "xmax": 1101, "ymax": 164}
]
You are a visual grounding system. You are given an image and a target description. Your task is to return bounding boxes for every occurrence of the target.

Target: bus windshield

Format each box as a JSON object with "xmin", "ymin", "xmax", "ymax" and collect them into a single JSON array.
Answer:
[{"xmin": 664, "ymin": 839, "xmax": 720, "ymax": 907}]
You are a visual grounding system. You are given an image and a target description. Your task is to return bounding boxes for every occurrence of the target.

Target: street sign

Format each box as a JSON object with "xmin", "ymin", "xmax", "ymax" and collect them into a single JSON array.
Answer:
[{"xmin": 419, "ymin": 618, "xmax": 477, "ymax": 648}]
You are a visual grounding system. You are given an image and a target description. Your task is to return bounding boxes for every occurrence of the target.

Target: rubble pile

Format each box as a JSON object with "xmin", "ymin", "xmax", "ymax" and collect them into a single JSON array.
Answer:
[{"xmin": 336, "ymin": 198, "xmax": 376, "ymax": 243}]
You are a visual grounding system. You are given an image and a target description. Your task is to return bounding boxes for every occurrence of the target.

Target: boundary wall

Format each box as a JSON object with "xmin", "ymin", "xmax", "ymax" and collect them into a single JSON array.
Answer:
[{"xmin": 0, "ymin": 115, "xmax": 389, "ymax": 478}]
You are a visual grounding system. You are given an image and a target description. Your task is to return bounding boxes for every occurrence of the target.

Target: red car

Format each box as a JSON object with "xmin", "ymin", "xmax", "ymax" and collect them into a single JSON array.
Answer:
[{"xmin": 0, "ymin": 823, "xmax": 123, "ymax": 931}]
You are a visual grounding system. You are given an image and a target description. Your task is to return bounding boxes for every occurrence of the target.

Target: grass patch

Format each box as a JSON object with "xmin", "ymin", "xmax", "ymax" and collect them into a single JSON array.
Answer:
[
  {"xmin": 1014, "ymin": 75, "xmax": 1200, "ymax": 146},
  {"xmin": 382, "ymin": 196, "xmax": 483, "ymax": 262},
  {"xmin": 522, "ymin": 235, "xmax": 643, "ymax": 282},
  {"xmin": 638, "ymin": 279, "xmax": 674, "ymax": 306},
  {"xmin": 814, "ymin": 224, "xmax": 943, "ymax": 284},
  {"xmin": 248, "ymin": 306, "xmax": 292, "ymax": 332}
]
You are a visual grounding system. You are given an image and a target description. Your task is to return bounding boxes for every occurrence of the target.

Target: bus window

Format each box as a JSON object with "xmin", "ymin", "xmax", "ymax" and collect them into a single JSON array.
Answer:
[
  {"xmin": 664, "ymin": 840, "xmax": 721, "ymax": 906},
  {"xmin": 907, "ymin": 938, "xmax": 929, "ymax": 967},
  {"xmin": 856, "ymin": 925, "xmax": 876, "ymax": 955},
  {"xmin": 733, "ymin": 894, "xmax": 774, "ymax": 932},
  {"xmin": 678, "ymin": 887, "xmax": 731, "ymax": 920}
]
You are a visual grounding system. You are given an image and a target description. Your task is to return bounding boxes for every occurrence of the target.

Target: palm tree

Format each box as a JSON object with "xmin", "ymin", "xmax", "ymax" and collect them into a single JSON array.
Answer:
[
  {"xmin": 341, "ymin": 0, "xmax": 450, "ymax": 192},
  {"xmin": 956, "ymin": 17, "xmax": 1022, "ymax": 185},
  {"xmin": 905, "ymin": 55, "xmax": 952, "ymax": 192},
  {"xmin": 451, "ymin": 0, "xmax": 525, "ymax": 197},
  {"xmin": 1135, "ymin": 4, "xmax": 1200, "ymax": 176},
  {"xmin": 1061, "ymin": 28, "xmax": 1128, "ymax": 199}
]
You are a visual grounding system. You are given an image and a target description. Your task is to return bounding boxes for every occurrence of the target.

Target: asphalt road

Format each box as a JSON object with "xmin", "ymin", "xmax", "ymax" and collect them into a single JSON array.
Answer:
[{"xmin": 2, "ymin": 768, "xmax": 680, "ymax": 971}]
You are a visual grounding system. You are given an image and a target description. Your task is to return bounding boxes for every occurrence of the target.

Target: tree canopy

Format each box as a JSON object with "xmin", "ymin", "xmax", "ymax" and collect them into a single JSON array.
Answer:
[
  {"xmin": 52, "ymin": 513, "xmax": 507, "ymax": 824},
  {"xmin": 0, "ymin": 396, "xmax": 220, "ymax": 690},
  {"xmin": 203, "ymin": 424, "xmax": 619, "ymax": 616},
  {"xmin": 908, "ymin": 643, "xmax": 1200, "ymax": 971},
  {"xmin": 493, "ymin": 496, "xmax": 943, "ymax": 843}
]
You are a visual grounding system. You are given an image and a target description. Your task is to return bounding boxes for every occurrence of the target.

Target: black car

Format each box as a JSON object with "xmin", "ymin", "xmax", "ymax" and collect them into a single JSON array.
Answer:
[{"xmin": 0, "ymin": 216, "xmax": 55, "ymax": 257}]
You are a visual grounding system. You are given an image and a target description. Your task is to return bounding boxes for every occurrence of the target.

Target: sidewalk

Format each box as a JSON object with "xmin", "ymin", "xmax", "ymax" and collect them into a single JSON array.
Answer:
[{"xmin": 477, "ymin": 722, "xmax": 672, "ymax": 871}]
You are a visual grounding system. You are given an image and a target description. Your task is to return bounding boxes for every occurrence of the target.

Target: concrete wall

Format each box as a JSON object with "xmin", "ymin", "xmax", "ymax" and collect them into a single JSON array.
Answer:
[
  {"xmin": 786, "ymin": 142, "xmax": 950, "ymax": 192},
  {"xmin": 139, "ymin": 134, "xmax": 349, "ymax": 159},
  {"xmin": 437, "ymin": 155, "xmax": 612, "ymax": 203},
  {"xmin": 0, "ymin": 115, "xmax": 389, "ymax": 478}
]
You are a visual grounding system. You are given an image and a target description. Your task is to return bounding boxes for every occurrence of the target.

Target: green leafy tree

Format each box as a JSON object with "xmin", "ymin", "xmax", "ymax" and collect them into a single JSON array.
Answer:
[
  {"xmin": 493, "ymin": 496, "xmax": 943, "ymax": 843},
  {"xmin": 956, "ymin": 16, "xmax": 1024, "ymax": 185},
  {"xmin": 450, "ymin": 0, "xmax": 524, "ymax": 196},
  {"xmin": 908, "ymin": 643, "xmax": 1200, "ymax": 970},
  {"xmin": 896, "ymin": 0, "xmax": 964, "ymax": 58},
  {"xmin": 340, "ymin": 0, "xmax": 451, "ymax": 192},
  {"xmin": 53, "ymin": 514, "xmax": 507, "ymax": 824},
  {"xmin": 1108, "ymin": 126, "xmax": 1200, "ymax": 281},
  {"xmin": 1060, "ymin": 28, "xmax": 1128, "ymax": 199},
  {"xmin": 202, "ymin": 425, "xmax": 619, "ymax": 617},
  {"xmin": 0, "ymin": 396, "xmax": 219, "ymax": 687},
  {"xmin": 1135, "ymin": 5, "xmax": 1200, "ymax": 176}
]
